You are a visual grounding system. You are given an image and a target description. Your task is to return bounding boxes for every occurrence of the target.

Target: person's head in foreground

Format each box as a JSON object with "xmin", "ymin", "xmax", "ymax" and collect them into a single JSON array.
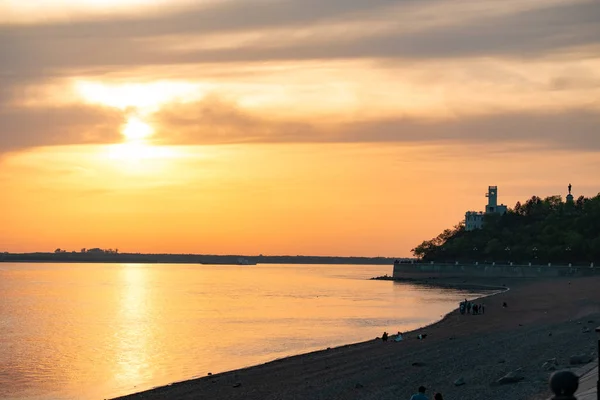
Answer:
[
  {"xmin": 434, "ymin": 393, "xmax": 443, "ymax": 400},
  {"xmin": 410, "ymin": 386, "xmax": 428, "ymax": 400}
]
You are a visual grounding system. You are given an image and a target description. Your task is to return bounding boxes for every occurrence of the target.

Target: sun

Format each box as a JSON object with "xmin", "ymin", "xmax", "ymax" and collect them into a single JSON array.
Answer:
[{"xmin": 122, "ymin": 117, "xmax": 153, "ymax": 142}]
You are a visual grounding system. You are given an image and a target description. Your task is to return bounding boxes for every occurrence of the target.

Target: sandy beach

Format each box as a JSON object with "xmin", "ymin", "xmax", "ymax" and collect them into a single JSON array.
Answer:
[{"xmin": 113, "ymin": 276, "xmax": 600, "ymax": 400}]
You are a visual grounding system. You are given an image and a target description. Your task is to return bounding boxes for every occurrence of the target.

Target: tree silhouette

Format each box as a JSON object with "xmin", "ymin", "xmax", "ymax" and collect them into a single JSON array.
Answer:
[{"xmin": 412, "ymin": 193, "xmax": 600, "ymax": 264}]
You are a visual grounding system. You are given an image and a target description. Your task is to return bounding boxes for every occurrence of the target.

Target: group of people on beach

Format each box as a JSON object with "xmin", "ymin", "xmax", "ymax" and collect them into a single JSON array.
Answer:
[
  {"xmin": 410, "ymin": 385, "xmax": 443, "ymax": 400},
  {"xmin": 459, "ymin": 299, "xmax": 484, "ymax": 315},
  {"xmin": 381, "ymin": 331, "xmax": 403, "ymax": 342}
]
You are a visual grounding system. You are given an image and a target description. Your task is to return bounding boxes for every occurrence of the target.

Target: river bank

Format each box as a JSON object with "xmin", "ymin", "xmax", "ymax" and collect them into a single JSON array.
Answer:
[{"xmin": 113, "ymin": 276, "xmax": 600, "ymax": 400}]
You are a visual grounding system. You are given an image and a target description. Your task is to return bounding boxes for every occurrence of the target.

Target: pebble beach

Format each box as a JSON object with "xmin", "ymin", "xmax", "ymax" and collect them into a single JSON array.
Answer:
[{"xmin": 113, "ymin": 276, "xmax": 600, "ymax": 400}]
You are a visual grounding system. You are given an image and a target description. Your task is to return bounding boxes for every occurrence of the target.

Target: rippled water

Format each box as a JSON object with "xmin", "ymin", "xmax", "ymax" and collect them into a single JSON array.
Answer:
[{"xmin": 0, "ymin": 263, "xmax": 488, "ymax": 400}]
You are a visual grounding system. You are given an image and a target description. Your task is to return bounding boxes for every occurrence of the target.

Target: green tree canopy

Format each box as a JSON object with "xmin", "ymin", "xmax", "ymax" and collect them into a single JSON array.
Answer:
[{"xmin": 411, "ymin": 193, "xmax": 600, "ymax": 264}]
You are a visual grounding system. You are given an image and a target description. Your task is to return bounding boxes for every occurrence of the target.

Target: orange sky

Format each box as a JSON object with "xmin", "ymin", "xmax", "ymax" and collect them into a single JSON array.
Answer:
[{"xmin": 1, "ymin": 0, "xmax": 599, "ymax": 256}]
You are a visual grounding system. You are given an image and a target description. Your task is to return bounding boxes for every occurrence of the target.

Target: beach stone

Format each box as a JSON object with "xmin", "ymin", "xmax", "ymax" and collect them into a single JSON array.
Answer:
[
  {"xmin": 497, "ymin": 369, "xmax": 525, "ymax": 384},
  {"xmin": 498, "ymin": 359, "xmax": 506, "ymax": 364},
  {"xmin": 233, "ymin": 383, "xmax": 242, "ymax": 388},
  {"xmin": 412, "ymin": 362, "xmax": 426, "ymax": 367},
  {"xmin": 542, "ymin": 361, "xmax": 557, "ymax": 371},
  {"xmin": 454, "ymin": 377, "xmax": 466, "ymax": 386},
  {"xmin": 588, "ymin": 320, "xmax": 594, "ymax": 324},
  {"xmin": 569, "ymin": 354, "xmax": 592, "ymax": 365},
  {"xmin": 582, "ymin": 327, "xmax": 591, "ymax": 333},
  {"xmin": 355, "ymin": 382, "xmax": 364, "ymax": 389}
]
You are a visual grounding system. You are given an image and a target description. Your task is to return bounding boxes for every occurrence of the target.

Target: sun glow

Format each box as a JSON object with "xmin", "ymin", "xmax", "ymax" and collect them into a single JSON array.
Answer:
[
  {"xmin": 107, "ymin": 142, "xmax": 180, "ymax": 164},
  {"xmin": 75, "ymin": 80, "xmax": 205, "ymax": 114},
  {"xmin": 122, "ymin": 117, "xmax": 154, "ymax": 142}
]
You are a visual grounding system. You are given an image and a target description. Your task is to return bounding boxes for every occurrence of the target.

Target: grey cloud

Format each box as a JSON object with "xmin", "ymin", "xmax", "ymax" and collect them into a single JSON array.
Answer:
[
  {"xmin": 1, "ymin": 0, "xmax": 404, "ymax": 38},
  {"xmin": 1, "ymin": 1, "xmax": 598, "ymax": 73},
  {"xmin": 339, "ymin": 110, "xmax": 600, "ymax": 151},
  {"xmin": 1, "ymin": 0, "xmax": 598, "ymax": 153},
  {"xmin": 0, "ymin": 104, "xmax": 125, "ymax": 153},
  {"xmin": 167, "ymin": 0, "xmax": 600, "ymax": 62},
  {"xmin": 150, "ymin": 96, "xmax": 316, "ymax": 145},
  {"xmin": 152, "ymin": 97, "xmax": 600, "ymax": 151},
  {"xmin": 549, "ymin": 69, "xmax": 600, "ymax": 91}
]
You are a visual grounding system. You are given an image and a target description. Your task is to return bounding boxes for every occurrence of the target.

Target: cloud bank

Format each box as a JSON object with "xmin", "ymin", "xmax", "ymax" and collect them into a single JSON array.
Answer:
[{"xmin": 1, "ymin": 0, "xmax": 599, "ymax": 153}]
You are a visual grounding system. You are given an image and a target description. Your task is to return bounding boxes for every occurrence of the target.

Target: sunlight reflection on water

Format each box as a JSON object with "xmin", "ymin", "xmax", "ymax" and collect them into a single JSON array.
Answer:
[{"xmin": 0, "ymin": 263, "xmax": 489, "ymax": 400}]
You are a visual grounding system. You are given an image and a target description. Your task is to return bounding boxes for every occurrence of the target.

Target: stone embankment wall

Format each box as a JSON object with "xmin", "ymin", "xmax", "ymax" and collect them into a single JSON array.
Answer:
[{"xmin": 393, "ymin": 262, "xmax": 600, "ymax": 279}]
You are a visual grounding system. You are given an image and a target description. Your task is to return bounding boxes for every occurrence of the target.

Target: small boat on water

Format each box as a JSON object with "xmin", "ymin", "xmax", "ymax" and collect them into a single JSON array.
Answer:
[{"xmin": 237, "ymin": 258, "xmax": 256, "ymax": 265}]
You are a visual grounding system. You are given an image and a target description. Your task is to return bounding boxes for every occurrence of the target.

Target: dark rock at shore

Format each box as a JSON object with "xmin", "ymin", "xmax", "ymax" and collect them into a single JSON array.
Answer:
[
  {"xmin": 497, "ymin": 369, "xmax": 525, "ymax": 385},
  {"xmin": 569, "ymin": 354, "xmax": 592, "ymax": 365},
  {"xmin": 355, "ymin": 382, "xmax": 364, "ymax": 389},
  {"xmin": 412, "ymin": 362, "xmax": 426, "ymax": 367},
  {"xmin": 454, "ymin": 377, "xmax": 466, "ymax": 386},
  {"xmin": 541, "ymin": 359, "xmax": 558, "ymax": 371}
]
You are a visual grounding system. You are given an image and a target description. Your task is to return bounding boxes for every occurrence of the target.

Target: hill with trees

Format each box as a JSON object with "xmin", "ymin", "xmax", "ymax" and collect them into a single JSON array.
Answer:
[{"xmin": 412, "ymin": 193, "xmax": 600, "ymax": 264}]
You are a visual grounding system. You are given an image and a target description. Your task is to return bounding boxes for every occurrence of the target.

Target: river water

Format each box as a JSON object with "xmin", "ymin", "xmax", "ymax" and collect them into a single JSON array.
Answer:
[{"xmin": 0, "ymin": 263, "xmax": 487, "ymax": 399}]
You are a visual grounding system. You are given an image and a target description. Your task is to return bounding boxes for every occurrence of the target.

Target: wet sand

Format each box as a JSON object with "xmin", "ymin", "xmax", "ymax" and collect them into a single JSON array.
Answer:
[{"xmin": 113, "ymin": 276, "xmax": 600, "ymax": 400}]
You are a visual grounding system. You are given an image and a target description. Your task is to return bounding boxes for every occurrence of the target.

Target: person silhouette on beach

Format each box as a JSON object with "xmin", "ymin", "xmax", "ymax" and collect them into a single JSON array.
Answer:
[
  {"xmin": 434, "ymin": 393, "xmax": 443, "ymax": 400},
  {"xmin": 382, "ymin": 332, "xmax": 388, "ymax": 341},
  {"xmin": 410, "ymin": 385, "xmax": 428, "ymax": 400}
]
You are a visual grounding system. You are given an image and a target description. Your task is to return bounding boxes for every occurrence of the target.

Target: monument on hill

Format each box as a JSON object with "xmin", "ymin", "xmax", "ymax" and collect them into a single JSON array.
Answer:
[{"xmin": 566, "ymin": 183, "xmax": 574, "ymax": 203}]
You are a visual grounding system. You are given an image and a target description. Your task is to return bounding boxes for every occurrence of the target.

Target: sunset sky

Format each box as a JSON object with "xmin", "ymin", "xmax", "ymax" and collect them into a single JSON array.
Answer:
[{"xmin": 1, "ymin": 0, "xmax": 599, "ymax": 256}]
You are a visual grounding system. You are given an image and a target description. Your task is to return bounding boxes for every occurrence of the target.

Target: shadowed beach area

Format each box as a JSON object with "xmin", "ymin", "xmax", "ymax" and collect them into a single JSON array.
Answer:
[{"xmin": 113, "ymin": 276, "xmax": 600, "ymax": 400}]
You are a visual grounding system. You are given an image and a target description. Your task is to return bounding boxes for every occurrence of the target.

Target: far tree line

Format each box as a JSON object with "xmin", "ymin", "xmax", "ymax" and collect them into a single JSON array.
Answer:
[
  {"xmin": 412, "ymin": 193, "xmax": 600, "ymax": 264},
  {"xmin": 54, "ymin": 248, "xmax": 119, "ymax": 254}
]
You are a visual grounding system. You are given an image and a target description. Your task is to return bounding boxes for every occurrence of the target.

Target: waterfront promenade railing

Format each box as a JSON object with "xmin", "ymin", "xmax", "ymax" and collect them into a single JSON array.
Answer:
[
  {"xmin": 395, "ymin": 260, "xmax": 597, "ymax": 268},
  {"xmin": 393, "ymin": 260, "xmax": 600, "ymax": 278}
]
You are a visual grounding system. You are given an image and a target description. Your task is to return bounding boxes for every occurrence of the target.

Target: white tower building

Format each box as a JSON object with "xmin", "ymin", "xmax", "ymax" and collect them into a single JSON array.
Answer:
[{"xmin": 465, "ymin": 186, "xmax": 507, "ymax": 231}]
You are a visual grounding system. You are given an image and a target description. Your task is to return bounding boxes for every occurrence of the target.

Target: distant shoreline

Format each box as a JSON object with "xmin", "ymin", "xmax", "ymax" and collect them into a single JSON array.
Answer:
[
  {"xmin": 371, "ymin": 275, "xmax": 512, "ymax": 292},
  {"xmin": 0, "ymin": 252, "xmax": 399, "ymax": 265}
]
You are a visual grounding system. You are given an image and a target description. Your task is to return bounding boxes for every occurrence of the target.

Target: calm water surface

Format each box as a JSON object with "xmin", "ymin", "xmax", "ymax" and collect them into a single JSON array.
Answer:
[{"xmin": 0, "ymin": 263, "xmax": 488, "ymax": 400}]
